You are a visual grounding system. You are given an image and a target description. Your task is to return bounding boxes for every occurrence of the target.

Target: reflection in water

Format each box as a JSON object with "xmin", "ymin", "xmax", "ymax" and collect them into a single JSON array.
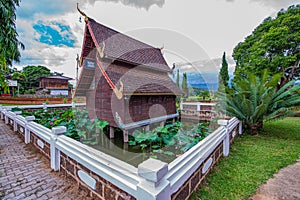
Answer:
[
  {"xmin": 83, "ymin": 129, "xmax": 176, "ymax": 167},
  {"xmin": 82, "ymin": 120, "xmax": 215, "ymax": 167}
]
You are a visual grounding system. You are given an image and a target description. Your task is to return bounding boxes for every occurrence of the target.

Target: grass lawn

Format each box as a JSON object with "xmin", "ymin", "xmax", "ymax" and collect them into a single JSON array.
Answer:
[{"xmin": 190, "ymin": 117, "xmax": 300, "ymax": 200}]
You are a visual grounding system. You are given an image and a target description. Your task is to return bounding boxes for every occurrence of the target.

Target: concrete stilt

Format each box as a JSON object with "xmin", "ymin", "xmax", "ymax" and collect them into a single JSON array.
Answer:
[
  {"xmin": 123, "ymin": 130, "xmax": 128, "ymax": 143},
  {"xmin": 145, "ymin": 125, "xmax": 150, "ymax": 132},
  {"xmin": 160, "ymin": 121, "xmax": 164, "ymax": 127},
  {"xmin": 110, "ymin": 127, "xmax": 115, "ymax": 139},
  {"xmin": 123, "ymin": 142, "xmax": 128, "ymax": 154}
]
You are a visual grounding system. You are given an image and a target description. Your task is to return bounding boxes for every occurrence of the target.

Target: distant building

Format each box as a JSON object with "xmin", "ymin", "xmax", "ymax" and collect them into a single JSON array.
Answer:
[{"xmin": 39, "ymin": 76, "xmax": 73, "ymax": 97}]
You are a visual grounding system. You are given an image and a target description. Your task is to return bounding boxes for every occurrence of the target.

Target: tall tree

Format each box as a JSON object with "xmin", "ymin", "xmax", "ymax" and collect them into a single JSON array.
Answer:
[
  {"xmin": 181, "ymin": 72, "xmax": 188, "ymax": 96},
  {"xmin": 218, "ymin": 52, "xmax": 229, "ymax": 92},
  {"xmin": 0, "ymin": 0, "xmax": 24, "ymax": 66},
  {"xmin": 233, "ymin": 5, "xmax": 300, "ymax": 88},
  {"xmin": 0, "ymin": 0, "xmax": 24, "ymax": 94},
  {"xmin": 176, "ymin": 69, "xmax": 180, "ymax": 87}
]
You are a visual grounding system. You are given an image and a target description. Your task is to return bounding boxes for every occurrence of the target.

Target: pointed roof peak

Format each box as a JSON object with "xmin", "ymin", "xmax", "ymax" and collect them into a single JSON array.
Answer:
[
  {"xmin": 84, "ymin": 18, "xmax": 171, "ymax": 72},
  {"xmin": 77, "ymin": 3, "xmax": 89, "ymax": 23}
]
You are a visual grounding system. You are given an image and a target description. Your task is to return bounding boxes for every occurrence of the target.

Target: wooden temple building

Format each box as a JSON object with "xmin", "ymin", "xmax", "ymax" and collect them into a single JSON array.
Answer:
[
  {"xmin": 75, "ymin": 6, "xmax": 182, "ymax": 142},
  {"xmin": 39, "ymin": 75, "xmax": 72, "ymax": 97}
]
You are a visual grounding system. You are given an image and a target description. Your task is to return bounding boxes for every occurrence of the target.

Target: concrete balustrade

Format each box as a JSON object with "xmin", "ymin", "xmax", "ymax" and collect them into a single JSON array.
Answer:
[{"xmin": 0, "ymin": 104, "xmax": 241, "ymax": 200}]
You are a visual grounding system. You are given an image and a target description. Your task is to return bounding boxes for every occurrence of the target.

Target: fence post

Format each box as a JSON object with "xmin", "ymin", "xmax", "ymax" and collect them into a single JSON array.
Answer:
[
  {"xmin": 218, "ymin": 119, "xmax": 230, "ymax": 157},
  {"xmin": 136, "ymin": 158, "xmax": 171, "ymax": 200},
  {"xmin": 25, "ymin": 116, "xmax": 35, "ymax": 144},
  {"xmin": 13, "ymin": 111, "xmax": 22, "ymax": 132},
  {"xmin": 0, "ymin": 105, "xmax": 3, "ymax": 120},
  {"xmin": 4, "ymin": 108, "xmax": 11, "ymax": 124},
  {"xmin": 197, "ymin": 103, "xmax": 201, "ymax": 111},
  {"xmin": 239, "ymin": 121, "xmax": 243, "ymax": 134},
  {"xmin": 43, "ymin": 103, "xmax": 47, "ymax": 111},
  {"xmin": 50, "ymin": 126, "xmax": 66, "ymax": 171}
]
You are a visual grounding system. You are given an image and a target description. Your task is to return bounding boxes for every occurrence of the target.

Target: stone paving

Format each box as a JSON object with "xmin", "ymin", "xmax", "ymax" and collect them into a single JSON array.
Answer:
[
  {"xmin": 252, "ymin": 157, "xmax": 300, "ymax": 200},
  {"xmin": 0, "ymin": 121, "xmax": 90, "ymax": 200}
]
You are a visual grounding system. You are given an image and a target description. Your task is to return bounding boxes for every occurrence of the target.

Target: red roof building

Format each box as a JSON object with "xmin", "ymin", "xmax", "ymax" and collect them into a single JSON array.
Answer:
[{"xmin": 75, "ymin": 9, "xmax": 182, "ymax": 141}]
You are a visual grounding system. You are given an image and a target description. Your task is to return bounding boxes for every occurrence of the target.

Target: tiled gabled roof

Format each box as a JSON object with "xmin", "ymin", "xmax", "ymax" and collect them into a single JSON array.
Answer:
[
  {"xmin": 106, "ymin": 68, "xmax": 182, "ymax": 95},
  {"xmin": 39, "ymin": 75, "xmax": 73, "ymax": 80},
  {"xmin": 88, "ymin": 19, "xmax": 171, "ymax": 72}
]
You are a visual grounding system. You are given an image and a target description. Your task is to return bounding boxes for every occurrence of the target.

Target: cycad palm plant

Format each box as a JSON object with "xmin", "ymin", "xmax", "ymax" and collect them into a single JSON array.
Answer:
[{"xmin": 218, "ymin": 70, "xmax": 300, "ymax": 135}]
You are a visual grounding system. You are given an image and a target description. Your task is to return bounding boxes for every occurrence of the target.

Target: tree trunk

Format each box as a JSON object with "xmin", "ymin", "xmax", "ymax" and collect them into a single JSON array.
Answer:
[
  {"xmin": 248, "ymin": 124, "xmax": 259, "ymax": 135},
  {"xmin": 279, "ymin": 60, "xmax": 299, "ymax": 89},
  {"xmin": 257, "ymin": 120, "xmax": 263, "ymax": 131}
]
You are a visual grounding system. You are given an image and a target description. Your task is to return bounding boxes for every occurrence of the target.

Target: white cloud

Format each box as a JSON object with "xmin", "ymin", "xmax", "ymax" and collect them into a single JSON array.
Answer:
[
  {"xmin": 224, "ymin": 0, "xmax": 299, "ymax": 9},
  {"xmin": 14, "ymin": 0, "xmax": 166, "ymax": 80},
  {"xmin": 174, "ymin": 57, "xmax": 236, "ymax": 74},
  {"xmin": 95, "ymin": 0, "xmax": 165, "ymax": 10},
  {"xmin": 15, "ymin": 0, "xmax": 299, "ymax": 82},
  {"xmin": 17, "ymin": 0, "xmax": 164, "ymax": 21},
  {"xmin": 15, "ymin": 12, "xmax": 84, "ymax": 79},
  {"xmin": 251, "ymin": 0, "xmax": 299, "ymax": 9}
]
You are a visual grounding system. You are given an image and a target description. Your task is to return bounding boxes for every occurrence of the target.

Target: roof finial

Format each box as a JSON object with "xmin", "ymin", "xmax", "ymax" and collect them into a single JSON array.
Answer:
[
  {"xmin": 77, "ymin": 3, "xmax": 88, "ymax": 23},
  {"xmin": 160, "ymin": 44, "xmax": 164, "ymax": 51}
]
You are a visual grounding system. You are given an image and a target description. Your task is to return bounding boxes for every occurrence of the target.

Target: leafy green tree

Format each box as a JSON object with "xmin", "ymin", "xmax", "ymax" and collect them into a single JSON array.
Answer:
[
  {"xmin": 191, "ymin": 88, "xmax": 210, "ymax": 100},
  {"xmin": 182, "ymin": 72, "xmax": 188, "ymax": 97},
  {"xmin": 218, "ymin": 52, "xmax": 229, "ymax": 92},
  {"xmin": 201, "ymin": 90, "xmax": 210, "ymax": 101},
  {"xmin": 12, "ymin": 71, "xmax": 25, "ymax": 94},
  {"xmin": 218, "ymin": 70, "xmax": 300, "ymax": 135},
  {"xmin": 0, "ymin": 0, "xmax": 24, "ymax": 66},
  {"xmin": 233, "ymin": 5, "xmax": 300, "ymax": 88},
  {"xmin": 176, "ymin": 69, "xmax": 180, "ymax": 87},
  {"xmin": 12, "ymin": 71, "xmax": 25, "ymax": 80},
  {"xmin": 0, "ymin": 0, "xmax": 24, "ymax": 94},
  {"xmin": 21, "ymin": 65, "xmax": 51, "ymax": 89},
  {"xmin": 0, "ymin": 70, "xmax": 9, "ymax": 94}
]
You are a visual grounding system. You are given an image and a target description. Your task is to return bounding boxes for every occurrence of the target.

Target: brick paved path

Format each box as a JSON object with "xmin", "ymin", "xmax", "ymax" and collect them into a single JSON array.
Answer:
[{"xmin": 0, "ymin": 121, "xmax": 90, "ymax": 200}]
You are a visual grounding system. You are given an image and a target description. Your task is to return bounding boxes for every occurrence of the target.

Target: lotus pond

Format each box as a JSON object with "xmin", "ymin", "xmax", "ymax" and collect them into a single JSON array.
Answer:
[{"xmin": 17, "ymin": 107, "xmax": 213, "ymax": 166}]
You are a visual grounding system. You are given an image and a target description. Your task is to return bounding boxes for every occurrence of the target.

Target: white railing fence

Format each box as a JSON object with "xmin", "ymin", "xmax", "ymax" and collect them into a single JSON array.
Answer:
[{"xmin": 0, "ymin": 103, "xmax": 241, "ymax": 200}]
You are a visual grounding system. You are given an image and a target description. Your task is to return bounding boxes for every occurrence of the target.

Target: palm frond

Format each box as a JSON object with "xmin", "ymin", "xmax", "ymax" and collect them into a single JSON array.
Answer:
[{"xmin": 219, "ymin": 69, "xmax": 300, "ymax": 134}]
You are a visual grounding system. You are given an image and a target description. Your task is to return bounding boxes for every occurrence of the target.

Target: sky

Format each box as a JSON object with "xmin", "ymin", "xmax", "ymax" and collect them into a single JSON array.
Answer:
[{"xmin": 14, "ymin": 0, "xmax": 300, "ymax": 85}]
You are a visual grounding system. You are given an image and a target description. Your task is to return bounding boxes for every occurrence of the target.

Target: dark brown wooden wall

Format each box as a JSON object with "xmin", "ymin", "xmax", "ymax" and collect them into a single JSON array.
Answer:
[
  {"xmin": 125, "ymin": 95, "xmax": 176, "ymax": 124},
  {"xmin": 40, "ymin": 79, "xmax": 68, "ymax": 89},
  {"xmin": 86, "ymin": 90, "xmax": 97, "ymax": 120},
  {"xmin": 86, "ymin": 59, "xmax": 177, "ymax": 128},
  {"xmin": 94, "ymin": 76, "xmax": 124, "ymax": 127}
]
